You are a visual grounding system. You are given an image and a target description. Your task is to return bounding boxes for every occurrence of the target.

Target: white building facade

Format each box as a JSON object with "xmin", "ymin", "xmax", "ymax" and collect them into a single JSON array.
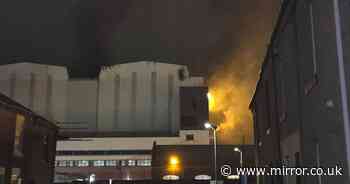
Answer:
[
  {"xmin": 0, "ymin": 61, "xmax": 206, "ymax": 135},
  {"xmin": 0, "ymin": 61, "xmax": 210, "ymax": 182}
]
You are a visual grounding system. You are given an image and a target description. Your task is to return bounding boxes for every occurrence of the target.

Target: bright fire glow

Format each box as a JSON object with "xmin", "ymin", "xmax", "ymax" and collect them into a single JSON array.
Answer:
[
  {"xmin": 208, "ymin": 49, "xmax": 261, "ymax": 144},
  {"xmin": 207, "ymin": 0, "xmax": 277, "ymax": 144}
]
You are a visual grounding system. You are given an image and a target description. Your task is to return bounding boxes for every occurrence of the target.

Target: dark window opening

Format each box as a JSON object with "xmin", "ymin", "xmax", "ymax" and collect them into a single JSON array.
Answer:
[{"xmin": 186, "ymin": 134, "xmax": 194, "ymax": 141}]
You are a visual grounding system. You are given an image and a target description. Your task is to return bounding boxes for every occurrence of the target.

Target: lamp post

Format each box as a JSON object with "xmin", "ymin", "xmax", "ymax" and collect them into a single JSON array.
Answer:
[
  {"xmin": 234, "ymin": 147, "xmax": 246, "ymax": 184},
  {"xmin": 234, "ymin": 147, "xmax": 243, "ymax": 167},
  {"xmin": 204, "ymin": 122, "xmax": 218, "ymax": 184},
  {"xmin": 89, "ymin": 174, "xmax": 95, "ymax": 184}
]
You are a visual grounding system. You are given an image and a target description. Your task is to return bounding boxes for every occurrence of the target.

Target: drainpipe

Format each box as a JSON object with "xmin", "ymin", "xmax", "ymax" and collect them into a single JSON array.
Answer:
[{"xmin": 333, "ymin": 0, "xmax": 350, "ymax": 177}]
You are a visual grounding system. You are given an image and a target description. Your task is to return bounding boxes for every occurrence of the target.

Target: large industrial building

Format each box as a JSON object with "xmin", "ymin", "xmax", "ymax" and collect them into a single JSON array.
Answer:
[
  {"xmin": 0, "ymin": 61, "xmax": 210, "ymax": 183},
  {"xmin": 0, "ymin": 62, "xmax": 207, "ymax": 135},
  {"xmin": 250, "ymin": 0, "xmax": 350, "ymax": 184}
]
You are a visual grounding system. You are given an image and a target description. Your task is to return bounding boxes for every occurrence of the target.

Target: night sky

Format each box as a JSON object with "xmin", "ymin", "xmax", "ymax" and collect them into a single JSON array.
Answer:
[{"xmin": 0, "ymin": 0, "xmax": 279, "ymax": 78}]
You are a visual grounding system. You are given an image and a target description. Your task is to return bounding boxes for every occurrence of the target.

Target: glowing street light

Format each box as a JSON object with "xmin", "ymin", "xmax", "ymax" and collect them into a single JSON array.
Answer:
[
  {"xmin": 234, "ymin": 147, "xmax": 243, "ymax": 167},
  {"xmin": 204, "ymin": 122, "xmax": 212, "ymax": 129},
  {"xmin": 169, "ymin": 156, "xmax": 179, "ymax": 166},
  {"xmin": 89, "ymin": 174, "xmax": 95, "ymax": 184},
  {"xmin": 207, "ymin": 93, "xmax": 212, "ymax": 101},
  {"xmin": 234, "ymin": 147, "xmax": 246, "ymax": 184},
  {"xmin": 204, "ymin": 122, "xmax": 218, "ymax": 184},
  {"xmin": 227, "ymin": 175, "xmax": 240, "ymax": 180},
  {"xmin": 168, "ymin": 155, "xmax": 180, "ymax": 173}
]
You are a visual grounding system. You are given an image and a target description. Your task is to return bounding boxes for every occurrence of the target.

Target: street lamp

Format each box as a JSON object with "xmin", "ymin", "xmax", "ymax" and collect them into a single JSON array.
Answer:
[
  {"xmin": 89, "ymin": 174, "xmax": 96, "ymax": 184},
  {"xmin": 234, "ymin": 147, "xmax": 246, "ymax": 184},
  {"xmin": 204, "ymin": 122, "xmax": 218, "ymax": 184},
  {"xmin": 234, "ymin": 147, "xmax": 243, "ymax": 167}
]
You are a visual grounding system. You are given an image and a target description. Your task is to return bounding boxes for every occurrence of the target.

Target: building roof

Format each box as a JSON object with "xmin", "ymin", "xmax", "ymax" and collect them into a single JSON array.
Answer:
[{"xmin": 0, "ymin": 92, "xmax": 59, "ymax": 130}]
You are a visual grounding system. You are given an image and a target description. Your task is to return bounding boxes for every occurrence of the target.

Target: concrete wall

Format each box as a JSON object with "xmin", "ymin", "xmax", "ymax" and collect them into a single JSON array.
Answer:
[
  {"xmin": 66, "ymin": 80, "xmax": 98, "ymax": 131},
  {"xmin": 98, "ymin": 62, "xmax": 204, "ymax": 134},
  {"xmin": 0, "ymin": 61, "xmax": 206, "ymax": 135},
  {"xmin": 0, "ymin": 63, "xmax": 68, "ymax": 122},
  {"xmin": 56, "ymin": 130, "xmax": 210, "ymax": 151}
]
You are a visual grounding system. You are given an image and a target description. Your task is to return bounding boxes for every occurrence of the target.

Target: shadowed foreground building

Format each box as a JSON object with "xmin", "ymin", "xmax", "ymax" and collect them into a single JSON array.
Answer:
[
  {"xmin": 0, "ymin": 93, "xmax": 58, "ymax": 184},
  {"xmin": 251, "ymin": 0, "xmax": 350, "ymax": 183}
]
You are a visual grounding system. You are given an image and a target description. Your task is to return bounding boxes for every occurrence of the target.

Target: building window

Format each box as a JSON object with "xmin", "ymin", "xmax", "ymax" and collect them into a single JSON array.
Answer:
[
  {"xmin": 145, "ymin": 160, "xmax": 151, "ymax": 166},
  {"xmin": 76, "ymin": 160, "xmax": 89, "ymax": 167},
  {"xmin": 121, "ymin": 160, "xmax": 127, "ymax": 166},
  {"xmin": 43, "ymin": 135, "xmax": 50, "ymax": 163},
  {"xmin": 186, "ymin": 134, "xmax": 194, "ymax": 141},
  {"xmin": 105, "ymin": 160, "xmax": 117, "ymax": 167},
  {"xmin": 137, "ymin": 160, "xmax": 151, "ymax": 166},
  {"xmin": 93, "ymin": 160, "xmax": 105, "ymax": 167},
  {"xmin": 128, "ymin": 160, "xmax": 136, "ymax": 166},
  {"xmin": 58, "ymin": 161, "xmax": 67, "ymax": 167},
  {"xmin": 67, "ymin": 160, "xmax": 74, "ymax": 167}
]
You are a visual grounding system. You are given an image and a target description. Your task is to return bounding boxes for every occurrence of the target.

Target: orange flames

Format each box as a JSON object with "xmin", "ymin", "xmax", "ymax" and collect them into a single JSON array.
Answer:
[
  {"xmin": 208, "ymin": 53, "xmax": 259, "ymax": 144},
  {"xmin": 206, "ymin": 0, "xmax": 279, "ymax": 144}
]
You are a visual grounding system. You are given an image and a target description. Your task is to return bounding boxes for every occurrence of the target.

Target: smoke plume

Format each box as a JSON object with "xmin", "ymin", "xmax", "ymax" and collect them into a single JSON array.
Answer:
[{"xmin": 208, "ymin": 0, "xmax": 280, "ymax": 144}]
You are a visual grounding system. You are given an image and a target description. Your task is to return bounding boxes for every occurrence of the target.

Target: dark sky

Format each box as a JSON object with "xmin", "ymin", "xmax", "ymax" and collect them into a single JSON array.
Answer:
[{"xmin": 0, "ymin": 0, "xmax": 279, "ymax": 78}]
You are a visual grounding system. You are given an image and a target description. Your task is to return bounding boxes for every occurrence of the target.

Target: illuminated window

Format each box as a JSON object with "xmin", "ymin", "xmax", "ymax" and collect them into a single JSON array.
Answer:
[
  {"xmin": 105, "ymin": 160, "xmax": 117, "ymax": 167},
  {"xmin": 93, "ymin": 160, "xmax": 105, "ymax": 167},
  {"xmin": 121, "ymin": 160, "xmax": 127, "ymax": 166},
  {"xmin": 58, "ymin": 161, "xmax": 67, "ymax": 167},
  {"xmin": 77, "ymin": 160, "xmax": 89, "ymax": 167},
  {"xmin": 145, "ymin": 160, "xmax": 151, "ymax": 166},
  {"xmin": 67, "ymin": 160, "xmax": 74, "ymax": 167},
  {"xmin": 128, "ymin": 160, "xmax": 136, "ymax": 166},
  {"xmin": 137, "ymin": 160, "xmax": 151, "ymax": 166}
]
